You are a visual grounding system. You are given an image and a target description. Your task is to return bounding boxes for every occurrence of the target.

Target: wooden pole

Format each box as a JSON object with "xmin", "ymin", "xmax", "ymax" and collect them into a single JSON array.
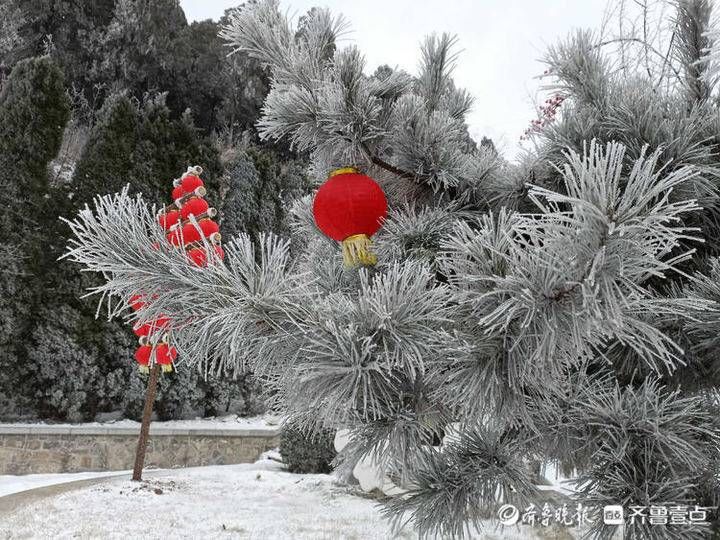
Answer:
[{"xmin": 132, "ymin": 363, "xmax": 160, "ymax": 481}]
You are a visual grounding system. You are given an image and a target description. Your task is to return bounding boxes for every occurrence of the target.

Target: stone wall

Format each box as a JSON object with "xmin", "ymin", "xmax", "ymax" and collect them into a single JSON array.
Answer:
[{"xmin": 0, "ymin": 425, "xmax": 279, "ymax": 475}]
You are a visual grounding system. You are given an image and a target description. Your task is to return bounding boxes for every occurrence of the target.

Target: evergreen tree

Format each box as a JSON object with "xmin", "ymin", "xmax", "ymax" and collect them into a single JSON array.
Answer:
[
  {"xmin": 3, "ymin": 0, "xmax": 116, "ymax": 97},
  {"xmin": 92, "ymin": 0, "xmax": 186, "ymax": 100},
  {"xmin": 0, "ymin": 56, "xmax": 71, "ymax": 417},
  {"xmin": 220, "ymin": 146, "xmax": 309, "ymax": 240},
  {"xmin": 166, "ymin": 17, "xmax": 268, "ymax": 135},
  {"xmin": 64, "ymin": 1, "xmax": 720, "ymax": 538},
  {"xmin": 71, "ymin": 94, "xmax": 140, "ymax": 206},
  {"xmin": 0, "ymin": 3, "xmax": 25, "ymax": 67},
  {"xmin": 72, "ymin": 93, "xmax": 222, "ymax": 207}
]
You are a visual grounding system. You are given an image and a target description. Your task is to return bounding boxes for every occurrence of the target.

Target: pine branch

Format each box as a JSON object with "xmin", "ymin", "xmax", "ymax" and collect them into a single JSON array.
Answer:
[{"xmin": 359, "ymin": 140, "xmax": 415, "ymax": 180}]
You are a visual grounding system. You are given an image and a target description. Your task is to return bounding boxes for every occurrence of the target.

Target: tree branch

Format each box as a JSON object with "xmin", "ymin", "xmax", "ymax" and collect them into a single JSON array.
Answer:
[{"xmin": 359, "ymin": 141, "xmax": 416, "ymax": 181}]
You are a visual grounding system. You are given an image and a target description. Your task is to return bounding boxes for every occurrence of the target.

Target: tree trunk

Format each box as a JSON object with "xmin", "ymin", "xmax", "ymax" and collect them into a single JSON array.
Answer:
[{"xmin": 132, "ymin": 364, "xmax": 160, "ymax": 481}]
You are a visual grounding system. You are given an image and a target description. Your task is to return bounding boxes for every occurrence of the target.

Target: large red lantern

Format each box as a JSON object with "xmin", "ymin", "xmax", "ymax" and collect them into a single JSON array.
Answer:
[{"xmin": 312, "ymin": 167, "xmax": 387, "ymax": 267}]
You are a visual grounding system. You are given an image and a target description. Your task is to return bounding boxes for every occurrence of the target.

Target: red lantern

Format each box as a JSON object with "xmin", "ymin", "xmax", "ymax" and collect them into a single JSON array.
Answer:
[
  {"xmin": 171, "ymin": 185, "xmax": 185, "ymax": 201},
  {"xmin": 181, "ymin": 175, "xmax": 204, "ymax": 193},
  {"xmin": 312, "ymin": 167, "xmax": 387, "ymax": 267},
  {"xmin": 166, "ymin": 229, "xmax": 182, "ymax": 246},
  {"xmin": 187, "ymin": 247, "xmax": 207, "ymax": 266},
  {"xmin": 180, "ymin": 198, "xmax": 209, "ymax": 220},
  {"xmin": 155, "ymin": 344, "xmax": 177, "ymax": 373},
  {"xmin": 133, "ymin": 323, "xmax": 153, "ymax": 337},
  {"xmin": 158, "ymin": 210, "xmax": 180, "ymax": 229},
  {"xmin": 181, "ymin": 222, "xmax": 202, "ymax": 244},
  {"xmin": 187, "ymin": 245, "xmax": 225, "ymax": 267},
  {"xmin": 133, "ymin": 317, "xmax": 170, "ymax": 336},
  {"xmin": 199, "ymin": 219, "xmax": 219, "ymax": 238},
  {"xmin": 134, "ymin": 345, "xmax": 152, "ymax": 374},
  {"xmin": 129, "ymin": 294, "xmax": 146, "ymax": 311}
]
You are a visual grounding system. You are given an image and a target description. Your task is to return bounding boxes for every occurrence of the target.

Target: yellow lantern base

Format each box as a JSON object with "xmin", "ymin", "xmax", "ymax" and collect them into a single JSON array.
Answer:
[{"xmin": 342, "ymin": 234, "xmax": 377, "ymax": 267}]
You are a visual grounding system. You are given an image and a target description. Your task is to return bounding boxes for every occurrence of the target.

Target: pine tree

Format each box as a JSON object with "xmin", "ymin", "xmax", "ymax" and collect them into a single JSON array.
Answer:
[{"xmin": 63, "ymin": 1, "xmax": 720, "ymax": 538}]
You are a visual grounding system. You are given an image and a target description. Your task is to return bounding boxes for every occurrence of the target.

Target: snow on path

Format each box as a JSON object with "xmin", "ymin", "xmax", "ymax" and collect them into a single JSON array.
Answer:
[
  {"xmin": 0, "ymin": 414, "xmax": 279, "ymax": 432},
  {"xmin": 0, "ymin": 457, "xmax": 550, "ymax": 540},
  {"xmin": 0, "ymin": 470, "xmax": 130, "ymax": 498}
]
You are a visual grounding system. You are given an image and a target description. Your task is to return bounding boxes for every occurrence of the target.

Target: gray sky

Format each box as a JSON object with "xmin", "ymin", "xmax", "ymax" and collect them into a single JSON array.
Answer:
[{"xmin": 180, "ymin": 0, "xmax": 609, "ymax": 157}]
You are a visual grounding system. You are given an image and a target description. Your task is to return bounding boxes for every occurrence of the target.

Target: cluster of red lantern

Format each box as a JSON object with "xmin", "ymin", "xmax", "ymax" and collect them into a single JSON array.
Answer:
[
  {"xmin": 128, "ymin": 166, "xmax": 224, "ymax": 374},
  {"xmin": 130, "ymin": 292, "xmax": 176, "ymax": 374},
  {"xmin": 312, "ymin": 167, "xmax": 387, "ymax": 267},
  {"xmin": 162, "ymin": 168, "xmax": 224, "ymax": 266}
]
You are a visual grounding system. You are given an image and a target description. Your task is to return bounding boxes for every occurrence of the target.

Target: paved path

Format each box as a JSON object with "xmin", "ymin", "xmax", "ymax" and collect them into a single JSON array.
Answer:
[{"xmin": 0, "ymin": 472, "xmax": 130, "ymax": 518}]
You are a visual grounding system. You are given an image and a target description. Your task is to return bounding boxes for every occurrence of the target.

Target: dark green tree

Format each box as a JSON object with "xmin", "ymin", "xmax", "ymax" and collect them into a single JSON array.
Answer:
[
  {"xmin": 131, "ymin": 96, "xmax": 222, "ymax": 202},
  {"xmin": 91, "ymin": 0, "xmax": 187, "ymax": 100},
  {"xmin": 72, "ymin": 93, "xmax": 222, "ymax": 208},
  {"xmin": 0, "ymin": 56, "xmax": 71, "ymax": 418},
  {"xmin": 220, "ymin": 147, "xmax": 309, "ymax": 240},
  {"xmin": 71, "ymin": 94, "xmax": 140, "ymax": 207},
  {"xmin": 165, "ymin": 20, "xmax": 228, "ymax": 133},
  {"xmin": 3, "ymin": 0, "xmax": 116, "ymax": 98}
]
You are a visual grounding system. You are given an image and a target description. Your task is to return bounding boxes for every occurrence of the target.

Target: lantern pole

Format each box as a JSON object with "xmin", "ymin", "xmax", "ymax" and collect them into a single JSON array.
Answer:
[{"xmin": 132, "ymin": 362, "xmax": 160, "ymax": 481}]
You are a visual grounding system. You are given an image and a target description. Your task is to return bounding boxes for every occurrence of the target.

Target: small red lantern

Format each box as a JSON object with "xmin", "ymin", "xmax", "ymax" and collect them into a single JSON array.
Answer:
[
  {"xmin": 181, "ymin": 222, "xmax": 202, "ymax": 244},
  {"xmin": 187, "ymin": 245, "xmax": 225, "ymax": 267},
  {"xmin": 129, "ymin": 294, "xmax": 146, "ymax": 311},
  {"xmin": 180, "ymin": 198, "xmax": 209, "ymax": 220},
  {"xmin": 181, "ymin": 175, "xmax": 204, "ymax": 193},
  {"xmin": 166, "ymin": 229, "xmax": 182, "ymax": 246},
  {"xmin": 155, "ymin": 343, "xmax": 177, "ymax": 373},
  {"xmin": 199, "ymin": 219, "xmax": 219, "ymax": 238},
  {"xmin": 171, "ymin": 185, "xmax": 185, "ymax": 201},
  {"xmin": 187, "ymin": 247, "xmax": 206, "ymax": 266},
  {"xmin": 158, "ymin": 210, "xmax": 180, "ymax": 229},
  {"xmin": 134, "ymin": 345, "xmax": 152, "ymax": 374},
  {"xmin": 312, "ymin": 167, "xmax": 387, "ymax": 267},
  {"xmin": 133, "ymin": 323, "xmax": 153, "ymax": 337}
]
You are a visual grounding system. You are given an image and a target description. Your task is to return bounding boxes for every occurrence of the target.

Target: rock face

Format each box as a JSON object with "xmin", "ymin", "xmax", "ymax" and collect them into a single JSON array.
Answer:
[{"xmin": 0, "ymin": 426, "xmax": 280, "ymax": 474}]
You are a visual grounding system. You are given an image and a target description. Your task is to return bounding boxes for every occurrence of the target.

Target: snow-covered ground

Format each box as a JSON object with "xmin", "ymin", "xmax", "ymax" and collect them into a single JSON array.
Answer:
[{"xmin": 0, "ymin": 454, "xmax": 569, "ymax": 539}]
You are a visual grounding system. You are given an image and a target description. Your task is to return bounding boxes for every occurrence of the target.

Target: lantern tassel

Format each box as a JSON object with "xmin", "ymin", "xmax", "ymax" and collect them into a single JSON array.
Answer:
[{"xmin": 341, "ymin": 234, "xmax": 377, "ymax": 267}]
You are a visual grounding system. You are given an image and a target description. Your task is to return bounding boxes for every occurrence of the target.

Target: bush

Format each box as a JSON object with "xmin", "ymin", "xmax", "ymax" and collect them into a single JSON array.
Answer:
[
  {"xmin": 279, "ymin": 423, "xmax": 337, "ymax": 474},
  {"xmin": 122, "ymin": 368, "xmax": 264, "ymax": 422}
]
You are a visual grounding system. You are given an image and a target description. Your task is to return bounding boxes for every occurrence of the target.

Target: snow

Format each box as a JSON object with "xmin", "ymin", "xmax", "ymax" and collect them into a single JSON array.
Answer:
[
  {"xmin": 539, "ymin": 461, "xmax": 578, "ymax": 497},
  {"xmin": 0, "ymin": 414, "xmax": 279, "ymax": 433},
  {"xmin": 0, "ymin": 470, "xmax": 129, "ymax": 498},
  {"xmin": 0, "ymin": 454, "xmax": 557, "ymax": 539}
]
